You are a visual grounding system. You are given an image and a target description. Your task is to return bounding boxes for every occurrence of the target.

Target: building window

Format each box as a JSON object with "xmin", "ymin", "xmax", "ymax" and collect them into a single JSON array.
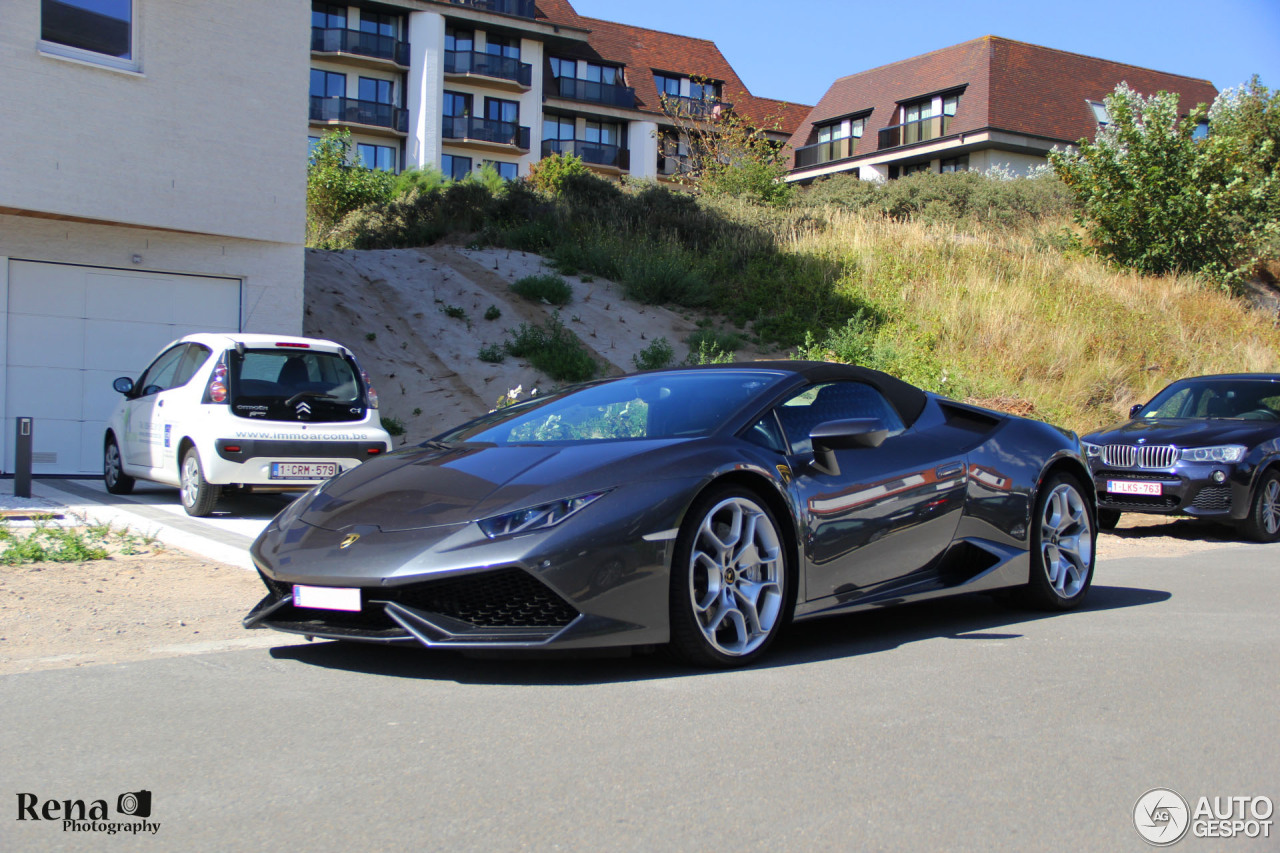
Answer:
[
  {"xmin": 358, "ymin": 77, "xmax": 394, "ymax": 104},
  {"xmin": 486, "ymin": 35, "xmax": 519, "ymax": 60},
  {"xmin": 358, "ymin": 143, "xmax": 396, "ymax": 172},
  {"xmin": 940, "ymin": 155, "xmax": 968, "ymax": 173},
  {"xmin": 902, "ymin": 162, "xmax": 932, "ymax": 177},
  {"xmin": 654, "ymin": 74, "xmax": 681, "ymax": 97},
  {"xmin": 308, "ymin": 136, "xmax": 322, "ymax": 159},
  {"xmin": 312, "ymin": 2, "xmax": 346, "ymax": 29},
  {"xmin": 443, "ymin": 91, "xmax": 472, "ymax": 117},
  {"xmin": 549, "ymin": 57, "xmax": 574, "ymax": 78},
  {"xmin": 582, "ymin": 62, "xmax": 618, "ymax": 85},
  {"xmin": 485, "ymin": 97, "xmax": 519, "ymax": 124},
  {"xmin": 41, "ymin": 0, "xmax": 133, "ymax": 65},
  {"xmin": 689, "ymin": 79, "xmax": 720, "ymax": 101},
  {"xmin": 446, "ymin": 27, "xmax": 474, "ymax": 53},
  {"xmin": 359, "ymin": 11, "xmax": 397, "ymax": 38},
  {"xmin": 1192, "ymin": 120, "xmax": 1209, "ymax": 141},
  {"xmin": 442, "ymin": 154, "xmax": 472, "ymax": 180},
  {"xmin": 1088, "ymin": 100, "xmax": 1111, "ymax": 125},
  {"xmin": 583, "ymin": 120, "xmax": 620, "ymax": 147},
  {"xmin": 544, "ymin": 115, "xmax": 575, "ymax": 141},
  {"xmin": 484, "ymin": 160, "xmax": 519, "ymax": 181},
  {"xmin": 310, "ymin": 69, "xmax": 345, "ymax": 98}
]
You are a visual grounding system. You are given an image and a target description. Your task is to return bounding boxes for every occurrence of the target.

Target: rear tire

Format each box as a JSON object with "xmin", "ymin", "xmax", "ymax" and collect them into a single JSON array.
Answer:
[
  {"xmin": 1242, "ymin": 469, "xmax": 1280, "ymax": 543},
  {"xmin": 180, "ymin": 448, "xmax": 220, "ymax": 517},
  {"xmin": 1097, "ymin": 509, "xmax": 1121, "ymax": 531},
  {"xmin": 1024, "ymin": 472, "xmax": 1095, "ymax": 610},
  {"xmin": 103, "ymin": 436, "xmax": 135, "ymax": 495},
  {"xmin": 668, "ymin": 485, "xmax": 793, "ymax": 667}
]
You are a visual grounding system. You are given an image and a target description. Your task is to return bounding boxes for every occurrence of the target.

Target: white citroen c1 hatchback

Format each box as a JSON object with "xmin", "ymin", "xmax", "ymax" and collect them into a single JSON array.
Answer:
[{"xmin": 103, "ymin": 333, "xmax": 393, "ymax": 516}]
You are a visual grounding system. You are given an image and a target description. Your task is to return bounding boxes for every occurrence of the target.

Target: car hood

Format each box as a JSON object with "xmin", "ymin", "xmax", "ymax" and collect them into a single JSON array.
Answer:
[
  {"xmin": 1084, "ymin": 418, "xmax": 1267, "ymax": 447},
  {"xmin": 295, "ymin": 439, "xmax": 689, "ymax": 532}
]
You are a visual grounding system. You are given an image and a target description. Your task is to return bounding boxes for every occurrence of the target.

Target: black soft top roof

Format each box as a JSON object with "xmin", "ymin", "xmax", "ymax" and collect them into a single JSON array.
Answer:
[{"xmin": 685, "ymin": 360, "xmax": 930, "ymax": 427}]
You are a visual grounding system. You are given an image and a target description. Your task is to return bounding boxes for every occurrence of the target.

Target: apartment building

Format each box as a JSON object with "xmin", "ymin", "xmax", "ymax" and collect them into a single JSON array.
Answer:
[
  {"xmin": 786, "ymin": 36, "xmax": 1219, "ymax": 183},
  {"xmin": 306, "ymin": 0, "xmax": 809, "ymax": 181},
  {"xmin": 1, "ymin": 0, "xmax": 309, "ymax": 475}
]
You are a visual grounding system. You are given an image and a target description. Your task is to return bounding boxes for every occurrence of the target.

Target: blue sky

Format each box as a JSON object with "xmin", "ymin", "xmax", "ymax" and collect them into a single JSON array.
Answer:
[{"xmin": 569, "ymin": 0, "xmax": 1279, "ymax": 107}]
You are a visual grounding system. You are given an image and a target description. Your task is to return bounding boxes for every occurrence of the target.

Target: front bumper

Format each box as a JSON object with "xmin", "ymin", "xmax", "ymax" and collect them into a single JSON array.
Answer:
[{"xmin": 1089, "ymin": 463, "xmax": 1248, "ymax": 520}]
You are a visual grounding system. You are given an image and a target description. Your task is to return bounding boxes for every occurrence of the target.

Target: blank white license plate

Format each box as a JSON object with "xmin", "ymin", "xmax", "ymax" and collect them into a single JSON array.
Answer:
[
  {"xmin": 1107, "ymin": 480, "xmax": 1162, "ymax": 496},
  {"xmin": 271, "ymin": 462, "xmax": 338, "ymax": 480},
  {"xmin": 292, "ymin": 585, "xmax": 361, "ymax": 612}
]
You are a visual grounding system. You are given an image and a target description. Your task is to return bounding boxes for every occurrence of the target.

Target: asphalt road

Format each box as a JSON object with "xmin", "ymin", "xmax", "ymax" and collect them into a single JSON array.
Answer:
[{"xmin": 2, "ymin": 545, "xmax": 1276, "ymax": 852}]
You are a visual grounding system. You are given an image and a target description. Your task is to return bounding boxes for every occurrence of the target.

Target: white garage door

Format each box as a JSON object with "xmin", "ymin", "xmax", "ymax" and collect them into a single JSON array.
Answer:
[{"xmin": 3, "ymin": 261, "xmax": 241, "ymax": 475}]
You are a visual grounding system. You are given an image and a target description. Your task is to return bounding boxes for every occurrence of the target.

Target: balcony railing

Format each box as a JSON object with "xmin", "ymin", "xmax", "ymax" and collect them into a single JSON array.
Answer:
[
  {"xmin": 443, "ymin": 116, "xmax": 531, "ymax": 150},
  {"xmin": 793, "ymin": 137, "xmax": 858, "ymax": 169},
  {"xmin": 311, "ymin": 27, "xmax": 409, "ymax": 66},
  {"xmin": 444, "ymin": 50, "xmax": 533, "ymax": 87},
  {"xmin": 310, "ymin": 96, "xmax": 408, "ymax": 133},
  {"xmin": 877, "ymin": 115, "xmax": 954, "ymax": 150},
  {"xmin": 660, "ymin": 95, "xmax": 732, "ymax": 120},
  {"xmin": 551, "ymin": 76, "xmax": 637, "ymax": 109},
  {"xmin": 542, "ymin": 139, "xmax": 630, "ymax": 171},
  {"xmin": 446, "ymin": 0, "xmax": 536, "ymax": 18}
]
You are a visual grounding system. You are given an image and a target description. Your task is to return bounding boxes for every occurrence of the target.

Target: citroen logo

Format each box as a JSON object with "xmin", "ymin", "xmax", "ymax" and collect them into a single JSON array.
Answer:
[
  {"xmin": 297, "ymin": 401, "xmax": 312, "ymax": 415},
  {"xmin": 340, "ymin": 533, "xmax": 360, "ymax": 549}
]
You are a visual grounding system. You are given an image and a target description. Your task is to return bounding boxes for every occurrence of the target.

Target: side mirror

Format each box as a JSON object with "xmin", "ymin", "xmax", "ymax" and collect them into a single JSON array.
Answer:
[
  {"xmin": 113, "ymin": 377, "xmax": 134, "ymax": 396},
  {"xmin": 809, "ymin": 418, "xmax": 890, "ymax": 476},
  {"xmin": 1129, "ymin": 404, "xmax": 1143, "ymax": 419}
]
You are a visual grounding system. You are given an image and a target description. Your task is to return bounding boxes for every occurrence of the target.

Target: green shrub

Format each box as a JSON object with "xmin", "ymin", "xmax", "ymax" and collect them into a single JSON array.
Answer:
[
  {"xmin": 381, "ymin": 416, "xmax": 406, "ymax": 436},
  {"xmin": 484, "ymin": 305, "xmax": 501, "ymax": 321},
  {"xmin": 686, "ymin": 328, "xmax": 744, "ymax": 355},
  {"xmin": 632, "ymin": 337, "xmax": 675, "ymax": 371},
  {"xmin": 618, "ymin": 248, "xmax": 709, "ymax": 306},
  {"xmin": 527, "ymin": 152, "xmax": 589, "ymax": 194},
  {"xmin": 478, "ymin": 343, "xmax": 505, "ymax": 363},
  {"xmin": 307, "ymin": 130, "xmax": 395, "ymax": 246},
  {"xmin": 393, "ymin": 166, "xmax": 448, "ymax": 197},
  {"xmin": 511, "ymin": 274, "xmax": 573, "ymax": 306},
  {"xmin": 686, "ymin": 339, "xmax": 735, "ymax": 365},
  {"xmin": 504, "ymin": 314, "xmax": 597, "ymax": 383}
]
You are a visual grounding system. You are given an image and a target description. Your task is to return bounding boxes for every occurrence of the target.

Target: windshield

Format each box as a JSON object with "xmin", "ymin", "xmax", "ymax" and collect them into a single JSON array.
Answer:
[
  {"xmin": 1138, "ymin": 378, "xmax": 1280, "ymax": 421},
  {"xmin": 230, "ymin": 348, "xmax": 365, "ymax": 422},
  {"xmin": 436, "ymin": 370, "xmax": 786, "ymax": 445}
]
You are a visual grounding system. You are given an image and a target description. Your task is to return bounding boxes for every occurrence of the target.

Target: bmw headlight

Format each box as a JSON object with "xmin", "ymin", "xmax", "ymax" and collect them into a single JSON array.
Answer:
[
  {"xmin": 477, "ymin": 491, "xmax": 608, "ymax": 539},
  {"xmin": 1083, "ymin": 442, "xmax": 1103, "ymax": 458},
  {"xmin": 1179, "ymin": 445, "xmax": 1246, "ymax": 463}
]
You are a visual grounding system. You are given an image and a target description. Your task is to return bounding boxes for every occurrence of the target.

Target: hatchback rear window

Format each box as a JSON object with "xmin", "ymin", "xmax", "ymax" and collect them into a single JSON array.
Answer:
[{"xmin": 229, "ymin": 348, "xmax": 365, "ymax": 422}]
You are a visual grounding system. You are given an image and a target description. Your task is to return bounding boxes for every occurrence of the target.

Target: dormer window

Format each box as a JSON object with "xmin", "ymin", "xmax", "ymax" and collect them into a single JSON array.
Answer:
[{"xmin": 1088, "ymin": 100, "xmax": 1111, "ymax": 126}]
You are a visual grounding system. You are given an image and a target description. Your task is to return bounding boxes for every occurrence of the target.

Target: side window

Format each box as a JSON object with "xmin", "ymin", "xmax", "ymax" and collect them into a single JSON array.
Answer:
[
  {"xmin": 743, "ymin": 412, "xmax": 787, "ymax": 453},
  {"xmin": 136, "ymin": 346, "xmax": 187, "ymax": 396},
  {"xmin": 773, "ymin": 382, "xmax": 905, "ymax": 455},
  {"xmin": 173, "ymin": 345, "xmax": 212, "ymax": 388}
]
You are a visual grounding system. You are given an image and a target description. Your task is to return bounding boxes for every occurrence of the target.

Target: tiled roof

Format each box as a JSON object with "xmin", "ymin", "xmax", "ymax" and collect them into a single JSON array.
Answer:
[
  {"xmin": 535, "ymin": 4, "xmax": 812, "ymax": 134},
  {"xmin": 788, "ymin": 36, "xmax": 1218, "ymax": 167}
]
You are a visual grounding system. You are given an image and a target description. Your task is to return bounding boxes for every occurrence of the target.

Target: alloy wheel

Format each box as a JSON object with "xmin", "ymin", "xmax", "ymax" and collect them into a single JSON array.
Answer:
[
  {"xmin": 687, "ymin": 496, "xmax": 784, "ymax": 657},
  {"xmin": 1039, "ymin": 482, "xmax": 1093, "ymax": 598}
]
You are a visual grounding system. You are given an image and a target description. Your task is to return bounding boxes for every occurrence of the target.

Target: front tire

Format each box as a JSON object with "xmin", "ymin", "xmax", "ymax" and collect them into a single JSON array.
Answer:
[
  {"xmin": 180, "ymin": 448, "xmax": 220, "ymax": 517},
  {"xmin": 668, "ymin": 486, "xmax": 792, "ymax": 667},
  {"xmin": 103, "ymin": 436, "xmax": 135, "ymax": 495},
  {"xmin": 1024, "ymin": 472, "xmax": 1095, "ymax": 610},
  {"xmin": 1242, "ymin": 469, "xmax": 1280, "ymax": 543}
]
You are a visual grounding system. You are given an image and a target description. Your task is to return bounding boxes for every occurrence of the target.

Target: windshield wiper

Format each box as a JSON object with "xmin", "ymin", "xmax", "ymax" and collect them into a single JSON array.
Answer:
[{"xmin": 284, "ymin": 391, "xmax": 338, "ymax": 407}]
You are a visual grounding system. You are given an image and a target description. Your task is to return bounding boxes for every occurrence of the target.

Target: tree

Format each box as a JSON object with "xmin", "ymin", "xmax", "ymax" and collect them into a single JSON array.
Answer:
[
  {"xmin": 1049, "ymin": 80, "xmax": 1279, "ymax": 287},
  {"xmin": 306, "ymin": 130, "xmax": 395, "ymax": 246},
  {"xmin": 659, "ymin": 88, "xmax": 794, "ymax": 206}
]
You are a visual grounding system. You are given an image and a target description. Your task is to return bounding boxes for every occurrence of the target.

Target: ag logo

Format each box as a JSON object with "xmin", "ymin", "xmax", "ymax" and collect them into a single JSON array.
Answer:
[
  {"xmin": 1134, "ymin": 787, "xmax": 1190, "ymax": 846},
  {"xmin": 339, "ymin": 533, "xmax": 360, "ymax": 549}
]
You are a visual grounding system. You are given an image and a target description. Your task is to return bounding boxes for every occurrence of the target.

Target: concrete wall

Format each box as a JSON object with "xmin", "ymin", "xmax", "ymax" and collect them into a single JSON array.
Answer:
[
  {"xmin": 406, "ymin": 11, "xmax": 446, "ymax": 170},
  {"xmin": 0, "ymin": 0, "xmax": 309, "ymax": 246}
]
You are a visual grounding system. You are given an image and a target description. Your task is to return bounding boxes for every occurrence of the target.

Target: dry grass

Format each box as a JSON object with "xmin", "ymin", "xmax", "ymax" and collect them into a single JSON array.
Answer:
[{"xmin": 783, "ymin": 210, "xmax": 1280, "ymax": 433}]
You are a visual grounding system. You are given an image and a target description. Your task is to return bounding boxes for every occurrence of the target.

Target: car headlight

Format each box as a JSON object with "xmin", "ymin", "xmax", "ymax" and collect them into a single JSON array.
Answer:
[
  {"xmin": 1083, "ymin": 442, "xmax": 1103, "ymax": 458},
  {"xmin": 477, "ymin": 491, "xmax": 608, "ymax": 539},
  {"xmin": 1179, "ymin": 445, "xmax": 1246, "ymax": 463}
]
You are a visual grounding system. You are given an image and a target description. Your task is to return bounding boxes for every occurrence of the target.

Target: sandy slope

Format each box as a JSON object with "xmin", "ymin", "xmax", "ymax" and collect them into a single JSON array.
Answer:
[{"xmin": 304, "ymin": 245, "xmax": 710, "ymax": 445}]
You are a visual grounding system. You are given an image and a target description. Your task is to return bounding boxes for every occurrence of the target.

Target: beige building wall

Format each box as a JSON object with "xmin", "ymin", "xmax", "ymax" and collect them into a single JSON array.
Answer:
[{"xmin": 0, "ymin": 0, "xmax": 309, "ymax": 249}]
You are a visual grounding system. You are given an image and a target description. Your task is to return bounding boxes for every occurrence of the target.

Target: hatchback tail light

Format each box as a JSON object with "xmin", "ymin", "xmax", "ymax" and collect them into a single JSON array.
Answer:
[
  {"xmin": 360, "ymin": 368, "xmax": 379, "ymax": 410},
  {"xmin": 203, "ymin": 355, "xmax": 230, "ymax": 404}
]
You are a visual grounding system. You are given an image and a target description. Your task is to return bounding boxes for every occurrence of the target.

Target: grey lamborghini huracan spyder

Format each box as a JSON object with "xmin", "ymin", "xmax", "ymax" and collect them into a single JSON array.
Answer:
[{"xmin": 245, "ymin": 362, "xmax": 1097, "ymax": 667}]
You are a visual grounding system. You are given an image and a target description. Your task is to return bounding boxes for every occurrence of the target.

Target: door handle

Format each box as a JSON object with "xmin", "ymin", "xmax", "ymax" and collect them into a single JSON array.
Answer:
[{"xmin": 935, "ymin": 462, "xmax": 964, "ymax": 479}]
